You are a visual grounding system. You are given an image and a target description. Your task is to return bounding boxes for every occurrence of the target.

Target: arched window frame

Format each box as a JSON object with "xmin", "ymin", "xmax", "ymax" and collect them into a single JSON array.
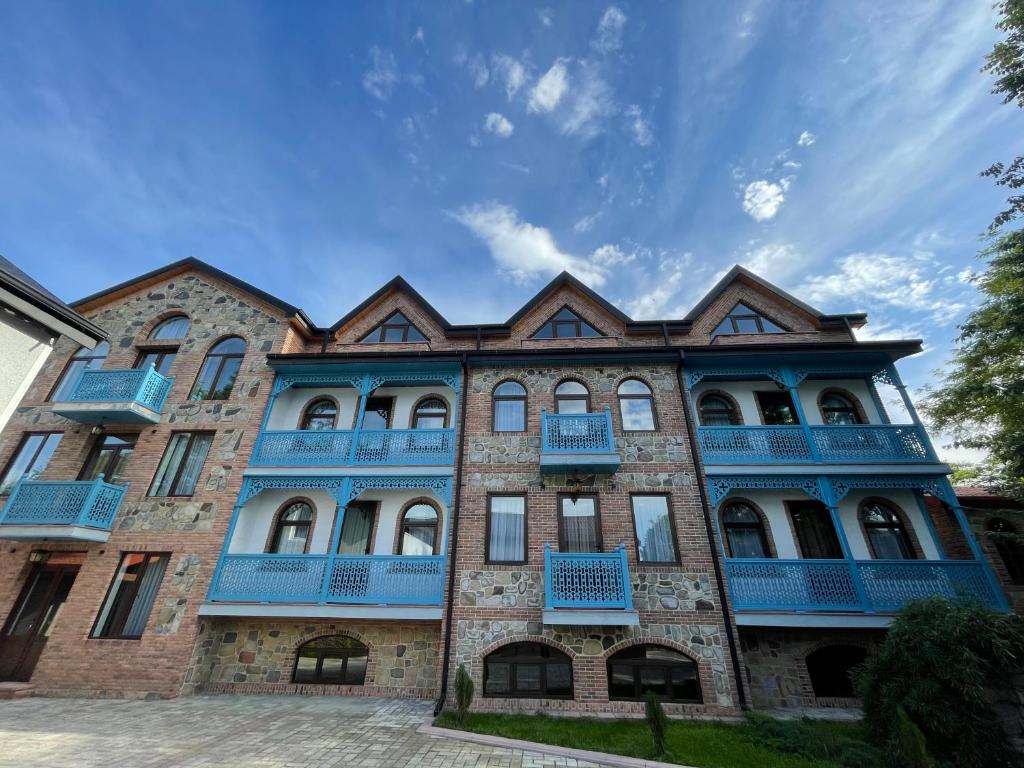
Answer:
[
  {"xmin": 554, "ymin": 379, "xmax": 591, "ymax": 414},
  {"xmin": 298, "ymin": 397, "xmax": 339, "ymax": 431},
  {"xmin": 697, "ymin": 391, "xmax": 743, "ymax": 426},
  {"xmin": 292, "ymin": 634, "xmax": 370, "ymax": 685},
  {"xmin": 396, "ymin": 498, "xmax": 442, "ymax": 555},
  {"xmin": 492, "ymin": 380, "xmax": 528, "ymax": 432},
  {"xmin": 266, "ymin": 498, "xmax": 315, "ymax": 554},
  {"xmin": 859, "ymin": 498, "xmax": 917, "ymax": 560},
  {"xmin": 606, "ymin": 643, "xmax": 702, "ymax": 703},
  {"xmin": 986, "ymin": 516, "xmax": 1024, "ymax": 585},
  {"xmin": 617, "ymin": 378, "xmax": 658, "ymax": 432},
  {"xmin": 483, "ymin": 641, "xmax": 574, "ymax": 699},
  {"xmin": 189, "ymin": 336, "xmax": 246, "ymax": 401},
  {"xmin": 411, "ymin": 395, "xmax": 449, "ymax": 429},
  {"xmin": 720, "ymin": 499, "xmax": 772, "ymax": 559},
  {"xmin": 49, "ymin": 341, "xmax": 110, "ymax": 401},
  {"xmin": 147, "ymin": 314, "xmax": 190, "ymax": 341},
  {"xmin": 817, "ymin": 388, "xmax": 866, "ymax": 425}
]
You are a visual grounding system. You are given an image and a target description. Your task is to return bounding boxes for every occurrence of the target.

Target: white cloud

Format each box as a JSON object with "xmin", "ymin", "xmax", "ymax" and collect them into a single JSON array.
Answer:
[
  {"xmin": 853, "ymin": 319, "xmax": 926, "ymax": 342},
  {"xmin": 624, "ymin": 104, "xmax": 652, "ymax": 146},
  {"xmin": 467, "ymin": 54, "xmax": 490, "ymax": 88},
  {"xmin": 738, "ymin": 242, "xmax": 801, "ymax": 277},
  {"xmin": 468, "ymin": 134, "xmax": 482, "ymax": 148},
  {"xmin": 797, "ymin": 130, "xmax": 816, "ymax": 147},
  {"xmin": 484, "ymin": 112, "xmax": 514, "ymax": 138},
  {"xmin": 742, "ymin": 180, "xmax": 786, "ymax": 221},
  {"xmin": 451, "ymin": 202, "xmax": 609, "ymax": 286},
  {"xmin": 362, "ymin": 47, "xmax": 399, "ymax": 101},
  {"xmin": 573, "ymin": 212, "xmax": 601, "ymax": 233},
  {"xmin": 627, "ymin": 255, "xmax": 690, "ymax": 318},
  {"xmin": 590, "ymin": 244, "xmax": 635, "ymax": 267},
  {"xmin": 492, "ymin": 55, "xmax": 528, "ymax": 100},
  {"xmin": 592, "ymin": 6, "xmax": 627, "ymax": 53},
  {"xmin": 539, "ymin": 8, "xmax": 554, "ymax": 26},
  {"xmin": 529, "ymin": 59, "xmax": 569, "ymax": 113},
  {"xmin": 412, "ymin": 27, "xmax": 426, "ymax": 46},
  {"xmin": 560, "ymin": 66, "xmax": 614, "ymax": 138}
]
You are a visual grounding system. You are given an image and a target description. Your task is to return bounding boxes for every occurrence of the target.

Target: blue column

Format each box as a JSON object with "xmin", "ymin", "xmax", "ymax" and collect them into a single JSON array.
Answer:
[
  {"xmin": 865, "ymin": 377, "xmax": 890, "ymax": 424},
  {"xmin": 544, "ymin": 544, "xmax": 553, "ymax": 609},
  {"xmin": 207, "ymin": 478, "xmax": 252, "ymax": 600},
  {"xmin": 320, "ymin": 478, "xmax": 353, "ymax": 604},
  {"xmin": 912, "ymin": 489, "xmax": 946, "ymax": 560},
  {"xmin": 348, "ymin": 376, "xmax": 371, "ymax": 464},
  {"xmin": 937, "ymin": 478, "xmax": 1009, "ymax": 611},
  {"xmin": 820, "ymin": 480, "xmax": 871, "ymax": 611},
  {"xmin": 781, "ymin": 367, "xmax": 819, "ymax": 461}
]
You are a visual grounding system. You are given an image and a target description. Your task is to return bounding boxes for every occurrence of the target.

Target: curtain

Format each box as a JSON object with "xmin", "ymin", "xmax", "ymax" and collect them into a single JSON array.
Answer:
[
  {"xmin": 176, "ymin": 435, "xmax": 213, "ymax": 495},
  {"xmin": 560, "ymin": 498, "xmax": 597, "ymax": 552},
  {"xmin": 726, "ymin": 528, "xmax": 766, "ymax": 559},
  {"xmin": 339, "ymin": 506, "xmax": 374, "ymax": 554},
  {"xmin": 150, "ymin": 435, "xmax": 190, "ymax": 495},
  {"xmin": 489, "ymin": 497, "xmax": 525, "ymax": 561},
  {"xmin": 122, "ymin": 555, "xmax": 168, "ymax": 637},
  {"xmin": 632, "ymin": 496, "xmax": 676, "ymax": 561},
  {"xmin": 494, "ymin": 400, "xmax": 524, "ymax": 431}
]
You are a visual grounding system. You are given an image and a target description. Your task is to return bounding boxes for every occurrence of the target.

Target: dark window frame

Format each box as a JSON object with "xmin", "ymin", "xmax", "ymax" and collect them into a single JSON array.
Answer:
[
  {"xmin": 189, "ymin": 337, "xmax": 246, "ymax": 401},
  {"xmin": 358, "ymin": 312, "xmax": 428, "ymax": 344},
  {"xmin": 299, "ymin": 397, "xmax": 339, "ymax": 431},
  {"xmin": 554, "ymin": 379, "xmax": 591, "ymax": 415},
  {"xmin": 148, "ymin": 315, "xmax": 190, "ymax": 341},
  {"xmin": 291, "ymin": 635, "xmax": 370, "ymax": 685},
  {"xmin": 786, "ymin": 500, "xmax": 843, "ymax": 559},
  {"xmin": 721, "ymin": 500, "xmax": 771, "ymax": 559},
  {"xmin": 396, "ymin": 499, "xmax": 441, "ymax": 555},
  {"xmin": 48, "ymin": 342, "xmax": 110, "ymax": 402},
  {"xmin": 133, "ymin": 347, "xmax": 177, "ymax": 377},
  {"xmin": 531, "ymin": 305, "xmax": 604, "ymax": 340},
  {"xmin": 0, "ymin": 432, "xmax": 63, "ymax": 494},
  {"xmin": 267, "ymin": 499, "xmax": 315, "ymax": 554},
  {"xmin": 629, "ymin": 493, "xmax": 680, "ymax": 565},
  {"xmin": 557, "ymin": 493, "xmax": 603, "ymax": 552},
  {"xmin": 90, "ymin": 551, "xmax": 170, "ymax": 640},
  {"xmin": 860, "ymin": 499, "xmax": 916, "ymax": 560},
  {"xmin": 818, "ymin": 389, "xmax": 865, "ymax": 425},
  {"xmin": 411, "ymin": 395, "xmax": 449, "ymax": 429},
  {"xmin": 483, "ymin": 642, "xmax": 574, "ymax": 699},
  {"xmin": 492, "ymin": 380, "xmax": 528, "ymax": 433},
  {"xmin": 607, "ymin": 644, "xmax": 703, "ymax": 703},
  {"xmin": 332, "ymin": 500, "xmax": 379, "ymax": 555},
  {"xmin": 712, "ymin": 304, "xmax": 789, "ymax": 336},
  {"xmin": 617, "ymin": 379, "xmax": 658, "ymax": 432},
  {"xmin": 755, "ymin": 390, "xmax": 800, "ymax": 426},
  {"xmin": 147, "ymin": 431, "xmax": 214, "ymax": 498},
  {"xmin": 360, "ymin": 396, "xmax": 394, "ymax": 430},
  {"xmin": 77, "ymin": 433, "xmax": 138, "ymax": 484},
  {"xmin": 697, "ymin": 392, "xmax": 743, "ymax": 426},
  {"xmin": 486, "ymin": 493, "xmax": 529, "ymax": 565}
]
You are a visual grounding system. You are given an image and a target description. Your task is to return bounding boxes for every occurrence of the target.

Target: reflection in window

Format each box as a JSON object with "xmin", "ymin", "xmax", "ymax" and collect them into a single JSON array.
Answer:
[
  {"xmin": 301, "ymin": 399, "xmax": 338, "ymax": 430},
  {"xmin": 711, "ymin": 303, "xmax": 786, "ymax": 336},
  {"xmin": 79, "ymin": 434, "xmax": 136, "ymax": 485},
  {"xmin": 631, "ymin": 495, "xmax": 676, "ymax": 562},
  {"xmin": 532, "ymin": 308, "xmax": 602, "ymax": 339},
  {"xmin": 92, "ymin": 552, "xmax": 169, "ymax": 639},
  {"xmin": 358, "ymin": 312, "xmax": 427, "ymax": 343},
  {"xmin": 149, "ymin": 315, "xmax": 190, "ymax": 340},
  {"xmin": 618, "ymin": 379, "xmax": 656, "ymax": 430},
  {"xmin": 148, "ymin": 432, "xmax": 213, "ymax": 497},
  {"xmin": 607, "ymin": 645, "xmax": 701, "ymax": 702},
  {"xmin": 269, "ymin": 500, "xmax": 313, "ymax": 554},
  {"xmin": 51, "ymin": 342, "xmax": 109, "ymax": 401},
  {"xmin": 293, "ymin": 635, "xmax": 369, "ymax": 685},
  {"xmin": 484, "ymin": 643, "xmax": 572, "ymax": 698},
  {"xmin": 493, "ymin": 381, "xmax": 527, "ymax": 432},
  {"xmin": 0, "ymin": 433, "xmax": 62, "ymax": 494},
  {"xmin": 400, "ymin": 502, "xmax": 439, "ymax": 555},
  {"xmin": 721, "ymin": 501, "xmax": 769, "ymax": 558},
  {"xmin": 190, "ymin": 337, "xmax": 246, "ymax": 400},
  {"xmin": 413, "ymin": 398, "xmax": 447, "ymax": 429},
  {"xmin": 554, "ymin": 381, "xmax": 589, "ymax": 414},
  {"xmin": 698, "ymin": 394, "xmax": 740, "ymax": 426},
  {"xmin": 135, "ymin": 349, "xmax": 176, "ymax": 376},
  {"xmin": 820, "ymin": 392, "xmax": 862, "ymax": 425},
  {"xmin": 861, "ymin": 500, "xmax": 915, "ymax": 560}
]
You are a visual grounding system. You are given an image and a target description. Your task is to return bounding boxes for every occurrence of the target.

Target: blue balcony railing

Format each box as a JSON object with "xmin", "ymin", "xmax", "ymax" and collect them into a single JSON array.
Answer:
[
  {"xmin": 541, "ymin": 410, "xmax": 616, "ymax": 454},
  {"xmin": 697, "ymin": 424, "xmax": 935, "ymax": 464},
  {"xmin": 209, "ymin": 553, "xmax": 446, "ymax": 605},
  {"xmin": 544, "ymin": 544, "xmax": 633, "ymax": 610},
  {"xmin": 53, "ymin": 367, "xmax": 173, "ymax": 423},
  {"xmin": 250, "ymin": 428, "xmax": 455, "ymax": 466},
  {"xmin": 725, "ymin": 558, "xmax": 1004, "ymax": 613},
  {"xmin": 0, "ymin": 476, "xmax": 127, "ymax": 532}
]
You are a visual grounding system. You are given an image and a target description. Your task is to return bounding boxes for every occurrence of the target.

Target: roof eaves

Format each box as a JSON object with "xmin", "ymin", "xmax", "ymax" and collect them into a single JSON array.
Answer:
[
  {"xmin": 504, "ymin": 271, "xmax": 633, "ymax": 327},
  {"xmin": 327, "ymin": 276, "xmax": 452, "ymax": 334}
]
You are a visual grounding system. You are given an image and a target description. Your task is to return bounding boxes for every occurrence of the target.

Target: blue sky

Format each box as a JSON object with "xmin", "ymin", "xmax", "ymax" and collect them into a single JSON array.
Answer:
[{"xmin": 1, "ymin": 2, "xmax": 1021, "ymax": 422}]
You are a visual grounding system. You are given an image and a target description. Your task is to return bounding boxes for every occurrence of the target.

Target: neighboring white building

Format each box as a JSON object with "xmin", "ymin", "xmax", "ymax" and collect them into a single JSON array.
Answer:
[{"xmin": 0, "ymin": 255, "xmax": 106, "ymax": 431}]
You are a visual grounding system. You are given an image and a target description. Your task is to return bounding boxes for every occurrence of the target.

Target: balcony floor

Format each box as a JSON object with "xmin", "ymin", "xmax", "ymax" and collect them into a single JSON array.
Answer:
[
  {"xmin": 51, "ymin": 401, "xmax": 163, "ymax": 425},
  {"xmin": 0, "ymin": 524, "xmax": 111, "ymax": 542},
  {"xmin": 198, "ymin": 602, "xmax": 442, "ymax": 621},
  {"xmin": 541, "ymin": 608, "xmax": 639, "ymax": 626},
  {"xmin": 735, "ymin": 612, "xmax": 895, "ymax": 629}
]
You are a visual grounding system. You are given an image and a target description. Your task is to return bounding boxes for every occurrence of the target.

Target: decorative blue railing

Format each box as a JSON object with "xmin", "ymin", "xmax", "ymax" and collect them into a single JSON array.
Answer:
[
  {"xmin": 209, "ymin": 553, "xmax": 446, "ymax": 605},
  {"xmin": 250, "ymin": 428, "xmax": 455, "ymax": 466},
  {"xmin": 58, "ymin": 367, "xmax": 174, "ymax": 413},
  {"xmin": 544, "ymin": 544, "xmax": 633, "ymax": 610},
  {"xmin": 0, "ymin": 476, "xmax": 127, "ymax": 530},
  {"xmin": 725, "ymin": 558, "xmax": 1003, "ymax": 613},
  {"xmin": 541, "ymin": 410, "xmax": 616, "ymax": 454},
  {"xmin": 697, "ymin": 425, "xmax": 934, "ymax": 464}
]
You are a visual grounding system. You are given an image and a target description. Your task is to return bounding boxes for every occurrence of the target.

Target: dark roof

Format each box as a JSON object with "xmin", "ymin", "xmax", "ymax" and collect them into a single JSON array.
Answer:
[
  {"xmin": 328, "ymin": 276, "xmax": 451, "ymax": 333},
  {"xmin": 504, "ymin": 271, "xmax": 632, "ymax": 326},
  {"xmin": 0, "ymin": 254, "xmax": 106, "ymax": 343}
]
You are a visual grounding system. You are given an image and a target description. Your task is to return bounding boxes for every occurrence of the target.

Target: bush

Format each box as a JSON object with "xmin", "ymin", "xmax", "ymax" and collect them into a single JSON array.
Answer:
[
  {"xmin": 896, "ymin": 706, "xmax": 935, "ymax": 768},
  {"xmin": 856, "ymin": 596, "xmax": 1024, "ymax": 768},
  {"xmin": 454, "ymin": 664, "xmax": 474, "ymax": 725},
  {"xmin": 644, "ymin": 691, "xmax": 669, "ymax": 756},
  {"xmin": 742, "ymin": 712, "xmax": 884, "ymax": 766}
]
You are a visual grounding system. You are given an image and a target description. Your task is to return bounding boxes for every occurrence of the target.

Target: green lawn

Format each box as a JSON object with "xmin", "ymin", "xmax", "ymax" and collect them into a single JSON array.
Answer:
[{"xmin": 433, "ymin": 711, "xmax": 878, "ymax": 768}]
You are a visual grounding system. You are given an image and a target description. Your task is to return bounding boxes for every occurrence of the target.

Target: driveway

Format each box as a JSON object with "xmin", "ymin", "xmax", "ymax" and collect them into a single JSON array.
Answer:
[{"xmin": 0, "ymin": 695, "xmax": 606, "ymax": 768}]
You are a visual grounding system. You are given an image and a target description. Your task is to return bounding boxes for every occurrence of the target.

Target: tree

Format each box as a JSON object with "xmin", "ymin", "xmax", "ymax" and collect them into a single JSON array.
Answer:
[
  {"xmin": 454, "ymin": 664, "xmax": 474, "ymax": 725},
  {"xmin": 982, "ymin": 0, "xmax": 1024, "ymax": 230},
  {"xmin": 644, "ymin": 691, "xmax": 669, "ymax": 756}
]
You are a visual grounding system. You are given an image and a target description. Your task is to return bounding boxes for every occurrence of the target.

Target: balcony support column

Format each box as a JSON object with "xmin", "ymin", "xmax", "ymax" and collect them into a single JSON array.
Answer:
[
  {"xmin": 779, "ymin": 367, "xmax": 819, "ymax": 461},
  {"xmin": 912, "ymin": 489, "xmax": 947, "ymax": 560},
  {"xmin": 321, "ymin": 478, "xmax": 354, "ymax": 605},
  {"xmin": 820, "ymin": 480, "xmax": 872, "ymax": 611},
  {"xmin": 937, "ymin": 478, "xmax": 1009, "ymax": 611},
  {"xmin": 865, "ymin": 377, "xmax": 891, "ymax": 424},
  {"xmin": 208, "ymin": 479, "xmax": 252, "ymax": 600},
  {"xmin": 885, "ymin": 365, "xmax": 939, "ymax": 460},
  {"xmin": 348, "ymin": 377, "xmax": 371, "ymax": 464}
]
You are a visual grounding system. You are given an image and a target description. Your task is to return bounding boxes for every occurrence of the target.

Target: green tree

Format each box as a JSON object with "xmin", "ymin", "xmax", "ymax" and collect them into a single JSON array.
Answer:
[
  {"xmin": 644, "ymin": 691, "xmax": 669, "ymax": 756},
  {"xmin": 982, "ymin": 0, "xmax": 1024, "ymax": 230},
  {"xmin": 454, "ymin": 664, "xmax": 474, "ymax": 725}
]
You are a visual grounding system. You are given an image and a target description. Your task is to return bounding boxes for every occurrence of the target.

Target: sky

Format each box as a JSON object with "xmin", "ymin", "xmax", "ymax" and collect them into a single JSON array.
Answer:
[{"xmin": 1, "ymin": 1, "xmax": 1021, "ymax": 458}]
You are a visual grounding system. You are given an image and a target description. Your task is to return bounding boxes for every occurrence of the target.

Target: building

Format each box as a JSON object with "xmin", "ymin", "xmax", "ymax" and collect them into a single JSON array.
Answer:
[{"xmin": 0, "ymin": 258, "xmax": 1007, "ymax": 714}]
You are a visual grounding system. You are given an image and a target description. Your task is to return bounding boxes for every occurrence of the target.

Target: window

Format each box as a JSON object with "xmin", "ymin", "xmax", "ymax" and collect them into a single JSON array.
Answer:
[
  {"xmin": 631, "ymin": 495, "xmax": 677, "ymax": 563},
  {"xmin": 698, "ymin": 394, "xmax": 741, "ymax": 426},
  {"xmin": 806, "ymin": 645, "xmax": 867, "ymax": 698},
  {"xmin": 50, "ymin": 341, "xmax": 109, "ymax": 401},
  {"xmin": 190, "ymin": 337, "xmax": 245, "ymax": 400},
  {"xmin": 788, "ymin": 501, "xmax": 842, "ymax": 559},
  {"xmin": 134, "ymin": 349, "xmax": 176, "ymax": 376},
  {"xmin": 413, "ymin": 397, "xmax": 447, "ymax": 429},
  {"xmin": 618, "ymin": 379, "xmax": 656, "ymax": 431},
  {"xmin": 293, "ymin": 635, "xmax": 369, "ymax": 685},
  {"xmin": 711, "ymin": 303, "xmax": 786, "ymax": 336},
  {"xmin": 399, "ymin": 502, "xmax": 439, "ymax": 555},
  {"xmin": 79, "ymin": 434, "xmax": 136, "ymax": 485},
  {"xmin": 756, "ymin": 391, "xmax": 799, "ymax": 425},
  {"xmin": 337, "ymin": 502, "xmax": 376, "ymax": 555},
  {"xmin": 532, "ymin": 307, "xmax": 602, "ymax": 339},
  {"xmin": 721, "ymin": 501, "xmax": 769, "ymax": 558},
  {"xmin": 148, "ymin": 432, "xmax": 213, "ymax": 497},
  {"xmin": 0, "ymin": 433, "xmax": 62, "ymax": 494},
  {"xmin": 987, "ymin": 518, "xmax": 1024, "ymax": 584},
  {"xmin": 608, "ymin": 645, "xmax": 702, "ymax": 703},
  {"xmin": 300, "ymin": 399, "xmax": 338, "ymax": 431},
  {"xmin": 268, "ymin": 500, "xmax": 314, "ymax": 554},
  {"xmin": 488, "ymin": 495, "xmax": 526, "ymax": 563},
  {"xmin": 358, "ymin": 312, "xmax": 427, "ymax": 343},
  {"xmin": 819, "ymin": 391, "xmax": 863, "ymax": 425},
  {"xmin": 554, "ymin": 381, "xmax": 590, "ymax": 414},
  {"xmin": 148, "ymin": 315, "xmax": 190, "ymax": 340},
  {"xmin": 558, "ymin": 495, "xmax": 601, "ymax": 552},
  {"xmin": 493, "ymin": 381, "xmax": 527, "ymax": 432},
  {"xmin": 861, "ymin": 501, "xmax": 915, "ymax": 560},
  {"xmin": 361, "ymin": 397, "xmax": 393, "ymax": 430},
  {"xmin": 484, "ymin": 642, "xmax": 572, "ymax": 698},
  {"xmin": 92, "ymin": 552, "xmax": 169, "ymax": 639}
]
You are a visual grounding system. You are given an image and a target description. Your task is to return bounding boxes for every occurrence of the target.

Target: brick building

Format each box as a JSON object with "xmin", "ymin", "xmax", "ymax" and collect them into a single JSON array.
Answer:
[{"xmin": 0, "ymin": 258, "xmax": 1008, "ymax": 715}]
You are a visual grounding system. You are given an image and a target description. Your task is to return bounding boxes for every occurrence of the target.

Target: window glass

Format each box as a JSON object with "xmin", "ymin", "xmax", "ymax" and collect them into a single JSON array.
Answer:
[
  {"xmin": 51, "ymin": 342, "xmax": 109, "ymax": 401},
  {"xmin": 92, "ymin": 552, "xmax": 168, "ymax": 639},
  {"xmin": 488, "ymin": 496, "xmax": 526, "ymax": 562},
  {"xmin": 135, "ymin": 349, "xmax": 176, "ymax": 376},
  {"xmin": 722, "ymin": 501, "xmax": 769, "ymax": 558},
  {"xmin": 699, "ymin": 395, "xmax": 740, "ymax": 426},
  {"xmin": 0, "ymin": 433, "xmax": 62, "ymax": 494},
  {"xmin": 149, "ymin": 316, "xmax": 190, "ymax": 340},
  {"xmin": 606, "ymin": 645, "xmax": 701, "ymax": 702},
  {"xmin": 789, "ymin": 501, "xmax": 843, "ymax": 559},
  {"xmin": 484, "ymin": 643, "xmax": 573, "ymax": 698},
  {"xmin": 361, "ymin": 397, "xmax": 393, "ymax": 430},
  {"xmin": 79, "ymin": 435, "xmax": 136, "ymax": 485},
  {"xmin": 559, "ymin": 496, "xmax": 599, "ymax": 552},
  {"xmin": 632, "ymin": 496, "xmax": 676, "ymax": 562},
  {"xmin": 555, "ymin": 381, "xmax": 589, "ymax": 415},
  {"xmin": 148, "ymin": 433, "xmax": 213, "ymax": 496},
  {"xmin": 711, "ymin": 304, "xmax": 787, "ymax": 337},
  {"xmin": 269, "ymin": 501, "xmax": 313, "ymax": 554},
  {"xmin": 359, "ymin": 312, "xmax": 428, "ymax": 343},
  {"xmin": 820, "ymin": 393, "xmax": 862, "ymax": 425},
  {"xmin": 413, "ymin": 398, "xmax": 447, "ymax": 429},
  {"xmin": 987, "ymin": 517, "xmax": 1024, "ymax": 584},
  {"xmin": 400, "ymin": 503, "xmax": 439, "ymax": 555},
  {"xmin": 493, "ymin": 382, "xmax": 527, "ymax": 432},
  {"xmin": 190, "ymin": 338, "xmax": 245, "ymax": 400},
  {"xmin": 618, "ymin": 379, "xmax": 656, "ymax": 430},
  {"xmin": 756, "ymin": 391, "xmax": 799, "ymax": 425},
  {"xmin": 338, "ymin": 502, "xmax": 375, "ymax": 555},
  {"xmin": 532, "ymin": 308, "xmax": 602, "ymax": 339},
  {"xmin": 301, "ymin": 399, "xmax": 338, "ymax": 431},
  {"xmin": 862, "ymin": 501, "xmax": 914, "ymax": 560}
]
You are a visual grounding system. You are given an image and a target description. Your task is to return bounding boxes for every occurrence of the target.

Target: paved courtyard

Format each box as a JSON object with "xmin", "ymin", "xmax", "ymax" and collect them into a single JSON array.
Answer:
[{"xmin": 0, "ymin": 695, "xmax": 608, "ymax": 768}]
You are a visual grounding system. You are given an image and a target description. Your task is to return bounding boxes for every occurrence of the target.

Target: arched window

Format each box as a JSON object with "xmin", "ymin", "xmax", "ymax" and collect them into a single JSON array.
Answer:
[
  {"xmin": 806, "ymin": 645, "xmax": 867, "ymax": 698},
  {"xmin": 618, "ymin": 379, "xmax": 656, "ymax": 431},
  {"xmin": 300, "ymin": 399, "xmax": 337, "ymax": 431},
  {"xmin": 819, "ymin": 391, "xmax": 863, "ymax": 425},
  {"xmin": 987, "ymin": 517, "xmax": 1024, "ymax": 584},
  {"xmin": 861, "ymin": 500, "xmax": 915, "ymax": 560},
  {"xmin": 149, "ymin": 315, "xmax": 190, "ymax": 340},
  {"xmin": 190, "ymin": 337, "xmax": 246, "ymax": 400},
  {"xmin": 698, "ymin": 393, "xmax": 741, "ymax": 426},
  {"xmin": 493, "ymin": 381, "xmax": 527, "ymax": 432},
  {"xmin": 399, "ymin": 502, "xmax": 439, "ymax": 555},
  {"xmin": 484, "ymin": 642, "xmax": 572, "ymax": 698},
  {"xmin": 268, "ymin": 500, "xmax": 313, "ymax": 554},
  {"xmin": 293, "ymin": 635, "xmax": 369, "ymax": 685},
  {"xmin": 50, "ymin": 341, "xmax": 109, "ymax": 401},
  {"xmin": 721, "ymin": 501, "xmax": 770, "ymax": 559},
  {"xmin": 413, "ymin": 397, "xmax": 447, "ymax": 429},
  {"xmin": 554, "ymin": 381, "xmax": 589, "ymax": 414},
  {"xmin": 608, "ymin": 645, "xmax": 701, "ymax": 703}
]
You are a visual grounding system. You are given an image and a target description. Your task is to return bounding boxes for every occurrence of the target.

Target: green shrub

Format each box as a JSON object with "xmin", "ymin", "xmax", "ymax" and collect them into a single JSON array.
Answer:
[
  {"xmin": 856, "ymin": 597, "xmax": 1024, "ymax": 768},
  {"xmin": 454, "ymin": 664, "xmax": 474, "ymax": 725},
  {"xmin": 742, "ymin": 712, "xmax": 885, "ymax": 766},
  {"xmin": 644, "ymin": 691, "xmax": 669, "ymax": 756},
  {"xmin": 896, "ymin": 706, "xmax": 935, "ymax": 768}
]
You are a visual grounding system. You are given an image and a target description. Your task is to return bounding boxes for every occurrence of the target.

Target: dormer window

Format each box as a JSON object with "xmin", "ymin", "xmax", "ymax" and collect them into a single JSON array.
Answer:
[
  {"xmin": 532, "ymin": 307, "xmax": 602, "ymax": 339},
  {"xmin": 712, "ymin": 303, "xmax": 786, "ymax": 336},
  {"xmin": 358, "ymin": 312, "xmax": 427, "ymax": 343}
]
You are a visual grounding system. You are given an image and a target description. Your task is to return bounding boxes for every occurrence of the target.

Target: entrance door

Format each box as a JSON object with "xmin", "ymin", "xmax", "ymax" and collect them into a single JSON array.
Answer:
[{"xmin": 0, "ymin": 560, "xmax": 80, "ymax": 681}]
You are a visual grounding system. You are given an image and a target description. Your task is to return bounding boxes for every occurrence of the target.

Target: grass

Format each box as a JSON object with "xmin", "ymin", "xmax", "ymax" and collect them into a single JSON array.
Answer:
[{"xmin": 433, "ymin": 711, "xmax": 878, "ymax": 768}]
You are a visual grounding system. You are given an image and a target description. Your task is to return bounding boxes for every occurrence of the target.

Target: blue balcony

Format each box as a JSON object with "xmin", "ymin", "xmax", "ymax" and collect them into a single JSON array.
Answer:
[
  {"xmin": 52, "ymin": 367, "xmax": 174, "ymax": 425},
  {"xmin": 250, "ymin": 428, "xmax": 455, "ymax": 467},
  {"xmin": 543, "ymin": 545, "xmax": 637, "ymax": 625},
  {"xmin": 0, "ymin": 477, "xmax": 128, "ymax": 542},
  {"xmin": 539, "ymin": 410, "xmax": 620, "ymax": 475},
  {"xmin": 725, "ymin": 558, "xmax": 1005, "ymax": 616},
  {"xmin": 697, "ymin": 424, "xmax": 936, "ymax": 466}
]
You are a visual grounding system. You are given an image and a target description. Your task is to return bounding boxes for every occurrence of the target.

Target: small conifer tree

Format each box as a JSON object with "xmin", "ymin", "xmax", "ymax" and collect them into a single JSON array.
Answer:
[
  {"xmin": 454, "ymin": 664, "xmax": 474, "ymax": 725},
  {"xmin": 644, "ymin": 690, "xmax": 669, "ymax": 756}
]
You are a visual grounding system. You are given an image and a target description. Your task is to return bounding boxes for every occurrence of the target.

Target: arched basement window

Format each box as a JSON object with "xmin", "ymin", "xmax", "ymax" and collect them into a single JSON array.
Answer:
[
  {"xmin": 607, "ymin": 645, "xmax": 702, "ymax": 703},
  {"xmin": 293, "ymin": 635, "xmax": 369, "ymax": 685},
  {"xmin": 484, "ymin": 642, "xmax": 572, "ymax": 698}
]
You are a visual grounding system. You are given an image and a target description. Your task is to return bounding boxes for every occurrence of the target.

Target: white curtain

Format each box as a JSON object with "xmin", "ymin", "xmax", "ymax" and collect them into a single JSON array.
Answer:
[{"xmin": 489, "ymin": 497, "xmax": 525, "ymax": 561}]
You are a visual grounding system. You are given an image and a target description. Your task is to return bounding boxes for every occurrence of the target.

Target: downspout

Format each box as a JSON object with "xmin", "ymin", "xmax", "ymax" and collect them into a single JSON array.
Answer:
[
  {"xmin": 675, "ymin": 350, "xmax": 749, "ymax": 710},
  {"xmin": 435, "ymin": 351, "xmax": 470, "ymax": 715}
]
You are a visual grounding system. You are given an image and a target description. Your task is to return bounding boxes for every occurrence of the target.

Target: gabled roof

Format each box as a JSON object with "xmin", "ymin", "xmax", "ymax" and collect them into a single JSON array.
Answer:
[
  {"xmin": 0, "ymin": 254, "xmax": 107, "ymax": 347},
  {"xmin": 504, "ymin": 271, "xmax": 632, "ymax": 326},
  {"xmin": 328, "ymin": 276, "xmax": 451, "ymax": 334}
]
